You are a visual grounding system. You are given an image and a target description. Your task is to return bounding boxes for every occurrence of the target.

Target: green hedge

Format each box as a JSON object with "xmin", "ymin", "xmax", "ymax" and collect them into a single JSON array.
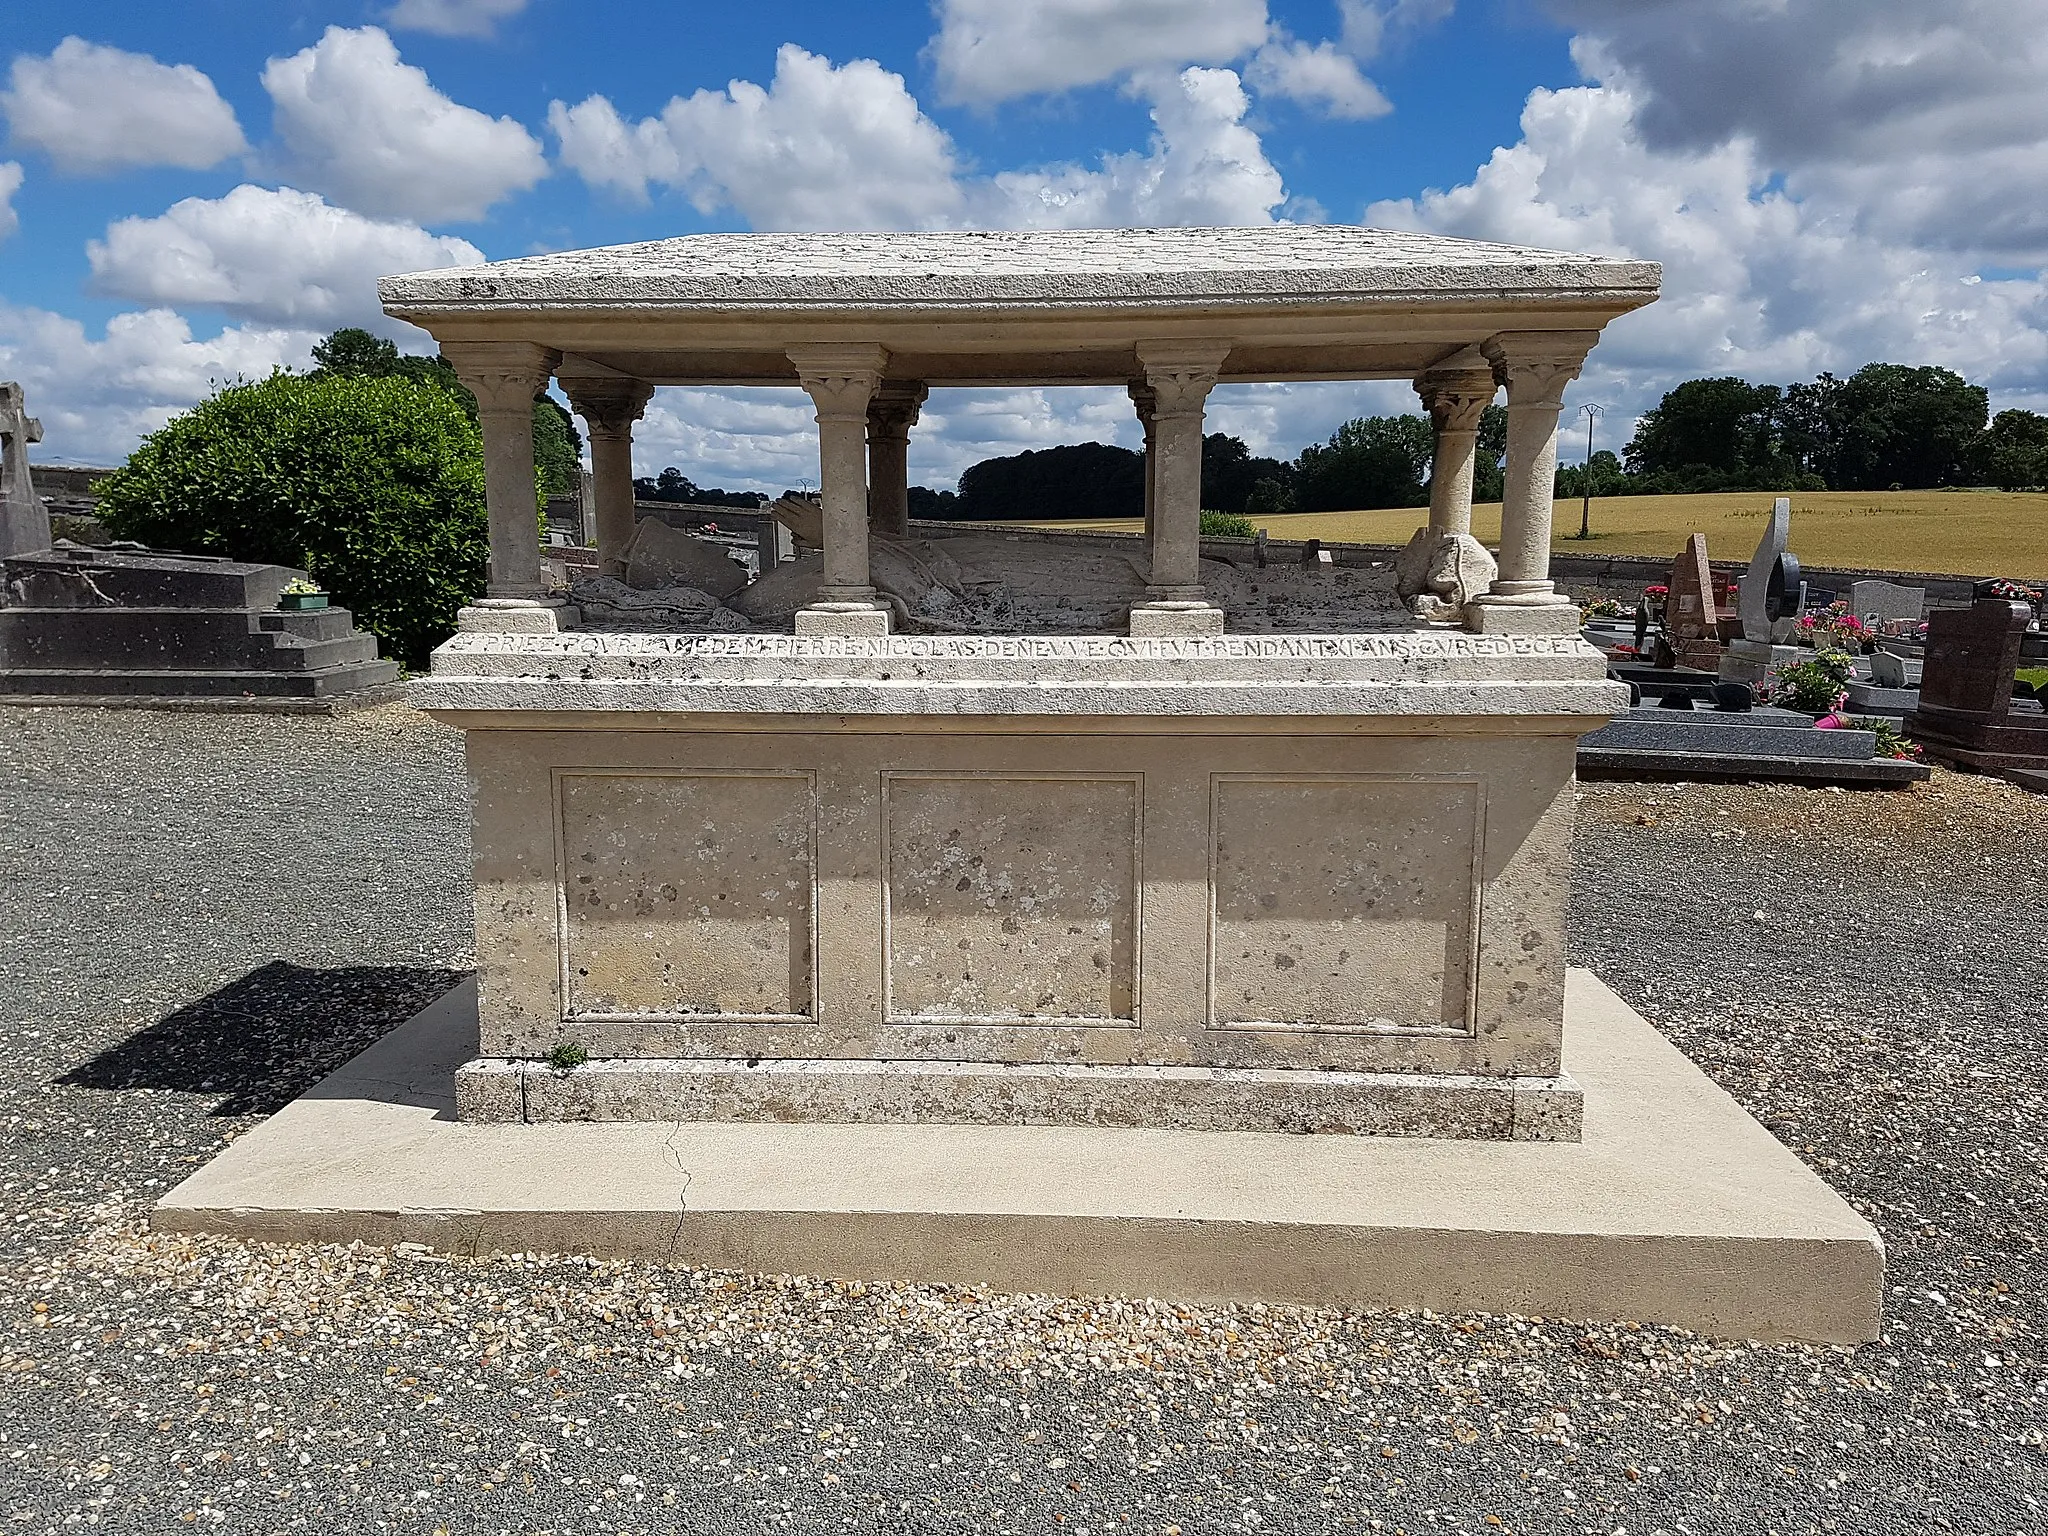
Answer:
[{"xmin": 98, "ymin": 371, "xmax": 489, "ymax": 666}]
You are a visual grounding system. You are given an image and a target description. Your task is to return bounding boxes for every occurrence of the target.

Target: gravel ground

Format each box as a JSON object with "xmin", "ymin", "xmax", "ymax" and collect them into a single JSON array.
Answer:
[{"xmin": 0, "ymin": 702, "xmax": 2043, "ymax": 1536}]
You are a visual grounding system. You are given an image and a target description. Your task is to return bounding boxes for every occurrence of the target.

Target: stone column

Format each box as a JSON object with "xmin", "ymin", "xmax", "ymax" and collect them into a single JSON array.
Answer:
[
  {"xmin": 789, "ymin": 344, "xmax": 890, "ymax": 636},
  {"xmin": 1127, "ymin": 381, "xmax": 1158, "ymax": 542},
  {"xmin": 1414, "ymin": 362, "xmax": 1495, "ymax": 538},
  {"xmin": 1466, "ymin": 331, "xmax": 1598, "ymax": 635},
  {"xmin": 1130, "ymin": 341, "xmax": 1230, "ymax": 637},
  {"xmin": 866, "ymin": 382, "xmax": 927, "ymax": 540},
  {"xmin": 561, "ymin": 375, "xmax": 655, "ymax": 578},
  {"xmin": 442, "ymin": 340, "xmax": 565, "ymax": 632}
]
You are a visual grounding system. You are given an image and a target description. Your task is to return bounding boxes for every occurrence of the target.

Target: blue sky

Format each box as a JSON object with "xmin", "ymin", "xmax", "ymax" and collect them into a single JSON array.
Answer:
[{"xmin": 3, "ymin": 1, "xmax": 2045, "ymax": 490}]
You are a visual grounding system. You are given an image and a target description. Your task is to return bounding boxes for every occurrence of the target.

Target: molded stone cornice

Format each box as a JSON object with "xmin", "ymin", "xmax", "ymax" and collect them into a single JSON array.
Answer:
[{"xmin": 441, "ymin": 340, "xmax": 562, "ymax": 413}]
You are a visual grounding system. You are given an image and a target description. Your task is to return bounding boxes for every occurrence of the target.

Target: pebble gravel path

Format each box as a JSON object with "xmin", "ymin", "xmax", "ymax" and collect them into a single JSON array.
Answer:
[{"xmin": 0, "ymin": 702, "xmax": 2042, "ymax": 1535}]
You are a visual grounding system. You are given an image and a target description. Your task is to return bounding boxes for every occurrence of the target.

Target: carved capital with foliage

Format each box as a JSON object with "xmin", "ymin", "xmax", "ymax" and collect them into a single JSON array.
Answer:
[
  {"xmin": 1135, "ymin": 340, "xmax": 1231, "ymax": 416},
  {"xmin": 789, "ymin": 344, "xmax": 889, "ymax": 425},
  {"xmin": 866, "ymin": 381, "xmax": 928, "ymax": 440},
  {"xmin": 1415, "ymin": 369, "xmax": 1497, "ymax": 435},
  {"xmin": 441, "ymin": 341, "xmax": 562, "ymax": 415},
  {"xmin": 561, "ymin": 376, "xmax": 656, "ymax": 441},
  {"xmin": 1481, "ymin": 331, "xmax": 1599, "ymax": 412}
]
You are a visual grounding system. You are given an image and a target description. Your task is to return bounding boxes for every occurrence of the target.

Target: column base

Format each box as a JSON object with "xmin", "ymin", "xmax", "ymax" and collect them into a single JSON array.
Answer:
[
  {"xmin": 1462, "ymin": 596, "xmax": 1581, "ymax": 636},
  {"xmin": 795, "ymin": 601, "xmax": 891, "ymax": 637},
  {"xmin": 1129, "ymin": 601, "xmax": 1225, "ymax": 638},
  {"xmin": 458, "ymin": 598, "xmax": 579, "ymax": 635}
]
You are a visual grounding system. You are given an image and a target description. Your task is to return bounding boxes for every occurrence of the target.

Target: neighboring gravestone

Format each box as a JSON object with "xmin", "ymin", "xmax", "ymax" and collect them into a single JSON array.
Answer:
[
  {"xmin": 0, "ymin": 543, "xmax": 400, "ymax": 702},
  {"xmin": 0, "ymin": 382, "xmax": 51, "ymax": 560},
  {"xmin": 1848, "ymin": 579, "xmax": 1925, "ymax": 628},
  {"xmin": 1719, "ymin": 497, "xmax": 1804, "ymax": 685},
  {"xmin": 1905, "ymin": 599, "xmax": 2048, "ymax": 772},
  {"xmin": 1664, "ymin": 533, "xmax": 1722, "ymax": 670}
]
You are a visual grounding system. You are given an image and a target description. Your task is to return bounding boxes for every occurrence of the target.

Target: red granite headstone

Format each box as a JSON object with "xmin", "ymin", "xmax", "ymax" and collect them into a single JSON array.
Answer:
[
  {"xmin": 1664, "ymin": 534, "xmax": 1722, "ymax": 670},
  {"xmin": 1906, "ymin": 600, "xmax": 2048, "ymax": 771}
]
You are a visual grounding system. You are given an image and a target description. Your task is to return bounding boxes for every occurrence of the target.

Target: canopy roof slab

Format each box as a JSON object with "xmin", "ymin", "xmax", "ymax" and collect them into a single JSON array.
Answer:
[{"xmin": 380, "ymin": 225, "xmax": 1660, "ymax": 387}]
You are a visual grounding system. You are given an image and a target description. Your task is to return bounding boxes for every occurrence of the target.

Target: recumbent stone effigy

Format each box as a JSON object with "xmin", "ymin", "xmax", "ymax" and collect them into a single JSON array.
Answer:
[{"xmin": 381, "ymin": 225, "xmax": 1664, "ymax": 1141}]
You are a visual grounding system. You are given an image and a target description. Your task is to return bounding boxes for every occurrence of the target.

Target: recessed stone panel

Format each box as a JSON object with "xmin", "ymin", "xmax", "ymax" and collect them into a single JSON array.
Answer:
[
  {"xmin": 557, "ymin": 771, "xmax": 814, "ymax": 1020},
  {"xmin": 1211, "ymin": 776, "xmax": 1480, "ymax": 1033},
  {"xmin": 885, "ymin": 774, "xmax": 1139, "ymax": 1024}
]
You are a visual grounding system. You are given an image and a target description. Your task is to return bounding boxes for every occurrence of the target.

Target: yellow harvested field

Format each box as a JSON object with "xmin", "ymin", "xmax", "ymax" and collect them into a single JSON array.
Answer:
[{"xmin": 1033, "ymin": 490, "xmax": 2048, "ymax": 578}]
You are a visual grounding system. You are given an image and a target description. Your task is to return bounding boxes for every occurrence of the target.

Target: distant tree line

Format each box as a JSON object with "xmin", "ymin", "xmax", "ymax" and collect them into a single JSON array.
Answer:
[
  {"xmin": 1604, "ymin": 363, "xmax": 2046, "ymax": 494},
  {"xmin": 913, "ymin": 362, "xmax": 2047, "ymax": 520},
  {"xmin": 632, "ymin": 466, "xmax": 769, "ymax": 508}
]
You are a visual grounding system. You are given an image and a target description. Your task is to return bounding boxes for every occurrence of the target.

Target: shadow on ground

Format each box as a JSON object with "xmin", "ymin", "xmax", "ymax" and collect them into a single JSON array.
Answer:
[{"xmin": 61, "ymin": 961, "xmax": 470, "ymax": 1117}]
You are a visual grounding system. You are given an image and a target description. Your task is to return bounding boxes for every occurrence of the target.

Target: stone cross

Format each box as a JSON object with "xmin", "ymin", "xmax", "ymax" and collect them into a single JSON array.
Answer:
[{"xmin": 0, "ymin": 381, "xmax": 51, "ymax": 560}]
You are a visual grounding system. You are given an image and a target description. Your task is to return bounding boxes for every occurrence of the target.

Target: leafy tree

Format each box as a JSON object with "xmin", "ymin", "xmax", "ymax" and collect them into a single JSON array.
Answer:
[
  {"xmin": 96, "ymin": 371, "xmax": 488, "ymax": 666},
  {"xmin": 907, "ymin": 485, "xmax": 959, "ymax": 519},
  {"xmin": 1554, "ymin": 449, "xmax": 1633, "ymax": 499},
  {"xmin": 1292, "ymin": 415, "xmax": 1433, "ymax": 513},
  {"xmin": 310, "ymin": 327, "xmax": 401, "ymax": 377},
  {"xmin": 1829, "ymin": 363, "xmax": 1989, "ymax": 489},
  {"xmin": 308, "ymin": 326, "xmax": 582, "ymax": 503},
  {"xmin": 955, "ymin": 442, "xmax": 1144, "ymax": 521},
  {"xmin": 1474, "ymin": 403, "xmax": 1507, "ymax": 504},
  {"xmin": 1199, "ymin": 432, "xmax": 1293, "ymax": 514},
  {"xmin": 1623, "ymin": 377, "xmax": 1798, "ymax": 491},
  {"xmin": 1973, "ymin": 409, "xmax": 2048, "ymax": 491},
  {"xmin": 1777, "ymin": 371, "xmax": 1845, "ymax": 484}
]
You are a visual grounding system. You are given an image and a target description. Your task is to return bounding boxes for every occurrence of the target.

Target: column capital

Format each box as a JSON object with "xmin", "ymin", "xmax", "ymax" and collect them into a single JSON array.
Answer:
[
  {"xmin": 1126, "ymin": 380, "xmax": 1158, "ymax": 425},
  {"xmin": 560, "ymin": 374, "xmax": 655, "ymax": 440},
  {"xmin": 1481, "ymin": 331, "xmax": 1599, "ymax": 409},
  {"xmin": 866, "ymin": 381, "xmax": 927, "ymax": 439},
  {"xmin": 1414, "ymin": 369, "xmax": 1496, "ymax": 434},
  {"xmin": 1135, "ymin": 340, "xmax": 1231, "ymax": 413},
  {"xmin": 440, "ymin": 340, "xmax": 561, "ymax": 413},
  {"xmin": 789, "ymin": 344, "xmax": 889, "ymax": 422}
]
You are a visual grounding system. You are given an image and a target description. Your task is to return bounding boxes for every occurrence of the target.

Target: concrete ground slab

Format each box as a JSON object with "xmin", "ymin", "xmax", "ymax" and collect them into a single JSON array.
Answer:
[{"xmin": 154, "ymin": 970, "xmax": 1883, "ymax": 1345}]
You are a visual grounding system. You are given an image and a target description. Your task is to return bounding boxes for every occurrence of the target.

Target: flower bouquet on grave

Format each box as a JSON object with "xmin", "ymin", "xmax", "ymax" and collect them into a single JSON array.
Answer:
[
  {"xmin": 1762, "ymin": 650, "xmax": 1855, "ymax": 716},
  {"xmin": 279, "ymin": 576, "xmax": 329, "ymax": 611}
]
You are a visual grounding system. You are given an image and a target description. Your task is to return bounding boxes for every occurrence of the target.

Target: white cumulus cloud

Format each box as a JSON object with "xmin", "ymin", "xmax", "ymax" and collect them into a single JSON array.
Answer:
[
  {"xmin": 0, "ymin": 304, "xmax": 319, "ymax": 466},
  {"xmin": 86, "ymin": 184, "xmax": 484, "ymax": 330},
  {"xmin": 0, "ymin": 37, "xmax": 246, "ymax": 175},
  {"xmin": 384, "ymin": 0, "xmax": 530, "ymax": 39},
  {"xmin": 550, "ymin": 45, "xmax": 965, "ymax": 228},
  {"xmin": 1246, "ymin": 38, "xmax": 1391, "ymax": 120},
  {"xmin": 1549, "ymin": 0, "xmax": 2048, "ymax": 264},
  {"xmin": 928, "ymin": 0, "xmax": 1270, "ymax": 104},
  {"xmin": 554, "ymin": 51, "xmax": 1284, "ymax": 232},
  {"xmin": 980, "ymin": 68, "xmax": 1286, "ymax": 228},
  {"xmin": 0, "ymin": 162, "xmax": 21, "ymax": 243},
  {"xmin": 262, "ymin": 26, "xmax": 546, "ymax": 222},
  {"xmin": 1366, "ymin": 55, "xmax": 2048, "ymax": 428}
]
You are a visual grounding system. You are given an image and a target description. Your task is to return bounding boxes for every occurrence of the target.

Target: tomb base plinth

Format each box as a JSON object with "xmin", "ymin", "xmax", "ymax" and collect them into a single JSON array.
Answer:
[{"xmin": 417, "ymin": 629, "xmax": 1626, "ymax": 1144}]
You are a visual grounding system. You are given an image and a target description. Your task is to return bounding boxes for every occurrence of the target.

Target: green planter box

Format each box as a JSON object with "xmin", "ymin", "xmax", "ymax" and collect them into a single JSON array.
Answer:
[{"xmin": 279, "ymin": 592, "xmax": 328, "ymax": 611}]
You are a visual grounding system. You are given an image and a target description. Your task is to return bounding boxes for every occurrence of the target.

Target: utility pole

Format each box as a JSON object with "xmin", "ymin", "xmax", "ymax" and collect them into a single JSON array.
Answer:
[{"xmin": 1575, "ymin": 403, "xmax": 1604, "ymax": 540}]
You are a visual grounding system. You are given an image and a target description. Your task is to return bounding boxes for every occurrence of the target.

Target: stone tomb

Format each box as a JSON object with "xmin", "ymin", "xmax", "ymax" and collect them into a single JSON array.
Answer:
[
  {"xmin": 1719, "ymin": 498, "xmax": 1805, "ymax": 685},
  {"xmin": 1847, "ymin": 579, "xmax": 1925, "ymax": 631},
  {"xmin": 378, "ymin": 226, "xmax": 1676, "ymax": 1144},
  {"xmin": 1906, "ymin": 599, "xmax": 2048, "ymax": 772},
  {"xmin": 0, "ymin": 544, "xmax": 399, "ymax": 701}
]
